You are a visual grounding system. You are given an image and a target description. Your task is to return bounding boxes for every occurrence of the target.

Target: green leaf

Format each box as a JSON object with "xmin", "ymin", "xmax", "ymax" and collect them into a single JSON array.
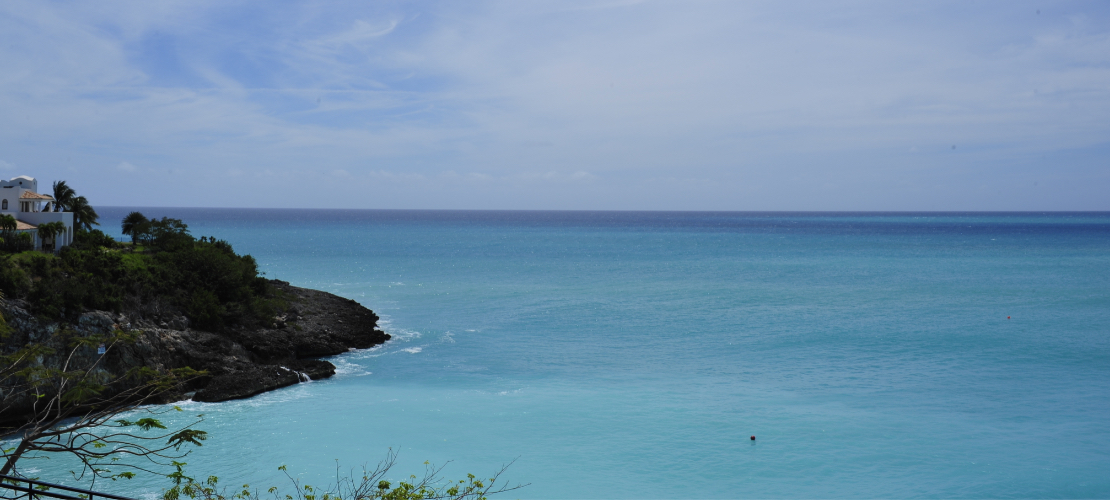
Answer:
[
  {"xmin": 134, "ymin": 418, "xmax": 168, "ymax": 430},
  {"xmin": 167, "ymin": 429, "xmax": 208, "ymax": 449}
]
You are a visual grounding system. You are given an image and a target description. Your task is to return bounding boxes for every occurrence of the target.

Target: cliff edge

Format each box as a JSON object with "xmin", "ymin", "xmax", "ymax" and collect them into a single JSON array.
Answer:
[{"xmin": 0, "ymin": 279, "xmax": 390, "ymax": 427}]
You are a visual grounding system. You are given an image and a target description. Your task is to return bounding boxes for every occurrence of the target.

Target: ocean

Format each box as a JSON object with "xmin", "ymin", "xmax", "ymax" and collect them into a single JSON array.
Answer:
[{"xmin": 23, "ymin": 210, "xmax": 1110, "ymax": 498}]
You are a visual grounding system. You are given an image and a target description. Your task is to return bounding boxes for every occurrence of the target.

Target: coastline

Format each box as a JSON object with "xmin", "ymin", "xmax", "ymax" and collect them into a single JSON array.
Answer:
[{"xmin": 0, "ymin": 279, "xmax": 390, "ymax": 427}]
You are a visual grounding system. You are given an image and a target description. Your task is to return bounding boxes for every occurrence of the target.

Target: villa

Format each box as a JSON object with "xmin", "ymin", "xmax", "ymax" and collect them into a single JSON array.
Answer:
[{"xmin": 0, "ymin": 175, "xmax": 74, "ymax": 251}]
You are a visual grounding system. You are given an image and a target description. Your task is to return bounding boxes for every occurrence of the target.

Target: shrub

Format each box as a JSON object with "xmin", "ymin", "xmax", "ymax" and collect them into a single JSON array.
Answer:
[
  {"xmin": 2, "ymin": 214, "xmax": 273, "ymax": 327},
  {"xmin": 0, "ymin": 231, "xmax": 34, "ymax": 253},
  {"xmin": 73, "ymin": 228, "xmax": 120, "ymax": 250}
]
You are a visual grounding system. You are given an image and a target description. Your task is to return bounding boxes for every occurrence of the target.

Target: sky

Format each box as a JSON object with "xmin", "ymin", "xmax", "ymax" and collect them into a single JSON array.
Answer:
[{"xmin": 0, "ymin": 0, "xmax": 1108, "ymax": 210}]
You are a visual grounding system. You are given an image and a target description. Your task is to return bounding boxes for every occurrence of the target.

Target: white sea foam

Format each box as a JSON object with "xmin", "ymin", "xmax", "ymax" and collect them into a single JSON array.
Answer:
[
  {"xmin": 236, "ymin": 384, "xmax": 316, "ymax": 408},
  {"xmin": 401, "ymin": 347, "xmax": 422, "ymax": 354},
  {"xmin": 384, "ymin": 328, "xmax": 422, "ymax": 344},
  {"xmin": 377, "ymin": 316, "xmax": 423, "ymax": 343},
  {"xmin": 331, "ymin": 356, "xmax": 374, "ymax": 376}
]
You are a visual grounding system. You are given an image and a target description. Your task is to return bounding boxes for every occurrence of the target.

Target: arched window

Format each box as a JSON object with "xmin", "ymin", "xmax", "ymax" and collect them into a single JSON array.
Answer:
[{"xmin": 2, "ymin": 199, "xmax": 7, "ymax": 210}]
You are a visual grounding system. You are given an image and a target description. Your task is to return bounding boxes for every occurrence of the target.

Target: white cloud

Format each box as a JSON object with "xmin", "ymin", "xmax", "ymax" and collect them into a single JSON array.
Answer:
[
  {"xmin": 117, "ymin": 161, "xmax": 138, "ymax": 172},
  {"xmin": 570, "ymin": 171, "xmax": 596, "ymax": 182},
  {"xmin": 0, "ymin": 159, "xmax": 13, "ymax": 170},
  {"xmin": 308, "ymin": 19, "xmax": 399, "ymax": 50},
  {"xmin": 0, "ymin": 0, "xmax": 1107, "ymax": 209}
]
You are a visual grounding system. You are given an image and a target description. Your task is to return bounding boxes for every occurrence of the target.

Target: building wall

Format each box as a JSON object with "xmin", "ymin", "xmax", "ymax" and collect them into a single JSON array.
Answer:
[
  {"xmin": 19, "ymin": 211, "xmax": 75, "ymax": 249},
  {"xmin": 0, "ymin": 175, "xmax": 38, "ymax": 192},
  {"xmin": 0, "ymin": 187, "xmax": 20, "ymax": 212},
  {"xmin": 1, "ymin": 176, "xmax": 73, "ymax": 251},
  {"xmin": 1, "ymin": 175, "xmax": 38, "ymax": 211}
]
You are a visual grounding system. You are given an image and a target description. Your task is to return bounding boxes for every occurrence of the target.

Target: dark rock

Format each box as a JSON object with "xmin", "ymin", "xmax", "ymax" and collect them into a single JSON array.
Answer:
[
  {"xmin": 230, "ymin": 281, "xmax": 391, "ymax": 362},
  {"xmin": 193, "ymin": 365, "xmax": 301, "ymax": 402},
  {"xmin": 285, "ymin": 359, "xmax": 336, "ymax": 380},
  {"xmin": 1, "ymin": 280, "xmax": 391, "ymax": 425}
]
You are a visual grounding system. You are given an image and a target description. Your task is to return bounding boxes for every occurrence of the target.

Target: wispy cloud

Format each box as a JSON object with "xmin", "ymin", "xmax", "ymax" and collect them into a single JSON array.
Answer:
[{"xmin": 0, "ymin": 0, "xmax": 1107, "ymax": 209}]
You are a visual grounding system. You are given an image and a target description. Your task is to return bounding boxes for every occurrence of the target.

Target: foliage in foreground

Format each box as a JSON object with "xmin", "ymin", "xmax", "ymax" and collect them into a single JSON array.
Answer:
[
  {"xmin": 1, "ymin": 302, "xmax": 524, "ymax": 500},
  {"xmin": 0, "ymin": 327, "xmax": 207, "ymax": 478},
  {"xmin": 164, "ymin": 450, "xmax": 524, "ymax": 500}
]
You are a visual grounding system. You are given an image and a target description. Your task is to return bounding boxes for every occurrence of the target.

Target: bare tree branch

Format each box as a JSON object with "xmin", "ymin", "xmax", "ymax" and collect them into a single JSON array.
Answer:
[{"xmin": 1, "ymin": 329, "xmax": 206, "ymax": 481}]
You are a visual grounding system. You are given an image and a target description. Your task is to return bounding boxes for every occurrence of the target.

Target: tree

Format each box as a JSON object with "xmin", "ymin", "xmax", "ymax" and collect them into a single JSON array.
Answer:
[
  {"xmin": 0, "ymin": 215, "xmax": 32, "ymax": 253},
  {"xmin": 52, "ymin": 181, "xmax": 76, "ymax": 212},
  {"xmin": 69, "ymin": 195, "xmax": 100, "ymax": 231},
  {"xmin": 149, "ymin": 217, "xmax": 192, "ymax": 250},
  {"xmin": 122, "ymin": 211, "xmax": 150, "ymax": 245},
  {"xmin": 48, "ymin": 180, "xmax": 98, "ymax": 230},
  {"xmin": 37, "ymin": 221, "xmax": 67, "ymax": 251},
  {"xmin": 0, "ymin": 328, "xmax": 208, "ymax": 480}
]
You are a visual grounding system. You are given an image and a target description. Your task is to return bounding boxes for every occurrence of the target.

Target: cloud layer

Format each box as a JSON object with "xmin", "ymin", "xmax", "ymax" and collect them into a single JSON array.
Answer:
[{"xmin": 1, "ymin": 0, "xmax": 1108, "ymax": 209}]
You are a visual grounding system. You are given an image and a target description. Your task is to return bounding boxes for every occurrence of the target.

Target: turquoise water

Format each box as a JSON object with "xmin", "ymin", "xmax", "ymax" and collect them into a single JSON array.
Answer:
[{"xmin": 26, "ymin": 211, "xmax": 1110, "ymax": 498}]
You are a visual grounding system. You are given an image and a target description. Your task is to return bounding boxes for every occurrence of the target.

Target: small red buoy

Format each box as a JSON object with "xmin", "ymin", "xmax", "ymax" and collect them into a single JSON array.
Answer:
[
  {"xmin": 750, "ymin": 435, "xmax": 756, "ymax": 441},
  {"xmin": 1007, "ymin": 316, "xmax": 1011, "ymax": 319}
]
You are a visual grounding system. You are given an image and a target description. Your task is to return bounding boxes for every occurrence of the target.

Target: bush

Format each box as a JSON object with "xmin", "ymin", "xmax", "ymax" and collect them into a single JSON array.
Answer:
[
  {"xmin": 72, "ymin": 228, "xmax": 120, "ymax": 250},
  {"xmin": 0, "ymin": 255, "xmax": 31, "ymax": 298},
  {"xmin": 162, "ymin": 451, "xmax": 523, "ymax": 500},
  {"xmin": 0, "ymin": 231, "xmax": 34, "ymax": 253},
  {"xmin": 1, "ymin": 215, "xmax": 273, "ymax": 327}
]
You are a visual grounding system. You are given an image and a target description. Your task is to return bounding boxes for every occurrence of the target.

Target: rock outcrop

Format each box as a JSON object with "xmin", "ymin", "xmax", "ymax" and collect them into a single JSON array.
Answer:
[{"xmin": 0, "ymin": 280, "xmax": 390, "ymax": 426}]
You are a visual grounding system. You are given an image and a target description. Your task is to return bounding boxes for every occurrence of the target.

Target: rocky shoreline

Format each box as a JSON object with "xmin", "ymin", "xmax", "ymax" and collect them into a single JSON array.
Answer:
[{"xmin": 0, "ymin": 280, "xmax": 390, "ymax": 425}]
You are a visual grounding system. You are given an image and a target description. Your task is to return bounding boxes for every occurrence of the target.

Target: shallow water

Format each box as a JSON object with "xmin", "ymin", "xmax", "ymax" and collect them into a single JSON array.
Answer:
[{"xmin": 19, "ymin": 210, "xmax": 1110, "ymax": 498}]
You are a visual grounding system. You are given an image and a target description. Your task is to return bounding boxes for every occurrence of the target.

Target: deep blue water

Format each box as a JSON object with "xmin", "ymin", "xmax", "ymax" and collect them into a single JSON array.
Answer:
[{"xmin": 22, "ymin": 210, "xmax": 1110, "ymax": 498}]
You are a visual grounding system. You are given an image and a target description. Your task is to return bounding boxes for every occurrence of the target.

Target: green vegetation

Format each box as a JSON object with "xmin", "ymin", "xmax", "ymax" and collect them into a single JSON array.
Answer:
[
  {"xmin": 36, "ymin": 221, "xmax": 66, "ymax": 250},
  {"xmin": 51, "ymin": 180, "xmax": 99, "ymax": 230},
  {"xmin": 0, "ymin": 215, "xmax": 33, "ymax": 253},
  {"xmin": 0, "ymin": 213, "xmax": 276, "ymax": 331},
  {"xmin": 51, "ymin": 180, "xmax": 76, "ymax": 212},
  {"xmin": 163, "ymin": 450, "xmax": 522, "ymax": 500},
  {"xmin": 122, "ymin": 211, "xmax": 149, "ymax": 244}
]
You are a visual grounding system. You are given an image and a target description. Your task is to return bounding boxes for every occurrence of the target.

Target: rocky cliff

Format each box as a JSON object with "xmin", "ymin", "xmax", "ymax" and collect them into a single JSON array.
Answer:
[{"xmin": 0, "ymin": 280, "xmax": 390, "ymax": 426}]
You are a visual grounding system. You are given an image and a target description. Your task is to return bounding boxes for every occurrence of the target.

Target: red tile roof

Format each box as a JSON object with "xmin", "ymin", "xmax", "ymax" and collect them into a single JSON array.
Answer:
[{"xmin": 19, "ymin": 191, "xmax": 54, "ymax": 201}]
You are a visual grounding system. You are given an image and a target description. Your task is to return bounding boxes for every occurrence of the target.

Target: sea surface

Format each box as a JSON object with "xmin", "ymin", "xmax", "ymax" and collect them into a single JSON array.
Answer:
[{"xmin": 22, "ymin": 211, "xmax": 1110, "ymax": 498}]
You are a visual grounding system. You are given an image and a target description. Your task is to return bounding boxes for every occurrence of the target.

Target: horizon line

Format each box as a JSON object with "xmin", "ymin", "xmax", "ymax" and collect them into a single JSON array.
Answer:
[{"xmin": 94, "ymin": 206, "xmax": 1110, "ymax": 214}]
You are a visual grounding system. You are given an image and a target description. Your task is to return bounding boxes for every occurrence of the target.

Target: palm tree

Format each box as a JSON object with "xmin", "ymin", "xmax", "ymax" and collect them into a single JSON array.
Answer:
[
  {"xmin": 36, "ymin": 221, "xmax": 66, "ymax": 252},
  {"xmin": 52, "ymin": 180, "xmax": 76, "ymax": 212},
  {"xmin": 69, "ymin": 196, "xmax": 99, "ymax": 232},
  {"xmin": 0, "ymin": 215, "xmax": 25, "ymax": 252},
  {"xmin": 121, "ymin": 211, "xmax": 148, "ymax": 244},
  {"xmin": 0, "ymin": 214, "xmax": 16, "ymax": 231}
]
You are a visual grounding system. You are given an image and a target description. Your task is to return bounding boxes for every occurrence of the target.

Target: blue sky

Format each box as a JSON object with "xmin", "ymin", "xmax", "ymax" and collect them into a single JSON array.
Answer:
[{"xmin": 1, "ymin": 0, "xmax": 1108, "ymax": 210}]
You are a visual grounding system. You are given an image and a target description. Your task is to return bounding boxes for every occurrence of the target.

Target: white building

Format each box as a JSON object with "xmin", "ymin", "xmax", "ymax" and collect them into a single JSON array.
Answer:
[{"xmin": 0, "ymin": 175, "xmax": 75, "ymax": 251}]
